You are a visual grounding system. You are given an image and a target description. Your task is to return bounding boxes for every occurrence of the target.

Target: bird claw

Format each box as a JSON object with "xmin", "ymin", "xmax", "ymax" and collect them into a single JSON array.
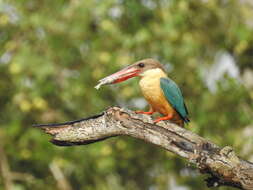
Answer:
[
  {"xmin": 135, "ymin": 110, "xmax": 154, "ymax": 115},
  {"xmin": 153, "ymin": 114, "xmax": 173, "ymax": 123}
]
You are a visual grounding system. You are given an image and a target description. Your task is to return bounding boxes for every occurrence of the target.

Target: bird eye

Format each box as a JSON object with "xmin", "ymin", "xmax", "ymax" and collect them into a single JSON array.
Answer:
[{"xmin": 138, "ymin": 63, "xmax": 145, "ymax": 68}]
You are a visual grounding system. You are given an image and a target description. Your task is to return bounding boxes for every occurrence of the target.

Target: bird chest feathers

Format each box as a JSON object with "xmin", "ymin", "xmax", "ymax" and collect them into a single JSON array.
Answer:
[{"xmin": 139, "ymin": 68, "xmax": 173, "ymax": 114}]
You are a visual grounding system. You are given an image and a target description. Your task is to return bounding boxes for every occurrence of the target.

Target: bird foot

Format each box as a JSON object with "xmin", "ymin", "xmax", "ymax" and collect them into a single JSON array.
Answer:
[
  {"xmin": 154, "ymin": 114, "xmax": 173, "ymax": 123},
  {"xmin": 135, "ymin": 110, "xmax": 154, "ymax": 115}
]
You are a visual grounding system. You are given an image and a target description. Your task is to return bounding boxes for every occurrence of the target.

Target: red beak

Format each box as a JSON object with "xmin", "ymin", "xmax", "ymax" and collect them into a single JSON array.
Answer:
[{"xmin": 108, "ymin": 66, "xmax": 141, "ymax": 84}]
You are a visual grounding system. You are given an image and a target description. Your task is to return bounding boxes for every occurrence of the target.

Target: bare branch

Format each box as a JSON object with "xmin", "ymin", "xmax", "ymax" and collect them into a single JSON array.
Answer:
[{"xmin": 35, "ymin": 107, "xmax": 253, "ymax": 189}]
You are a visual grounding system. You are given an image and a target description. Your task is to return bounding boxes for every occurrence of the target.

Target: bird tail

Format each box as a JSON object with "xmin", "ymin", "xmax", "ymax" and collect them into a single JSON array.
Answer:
[{"xmin": 184, "ymin": 116, "xmax": 190, "ymax": 123}]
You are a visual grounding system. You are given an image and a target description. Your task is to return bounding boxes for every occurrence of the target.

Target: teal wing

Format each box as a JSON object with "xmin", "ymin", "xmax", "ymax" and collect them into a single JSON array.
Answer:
[{"xmin": 160, "ymin": 78, "xmax": 189, "ymax": 123}]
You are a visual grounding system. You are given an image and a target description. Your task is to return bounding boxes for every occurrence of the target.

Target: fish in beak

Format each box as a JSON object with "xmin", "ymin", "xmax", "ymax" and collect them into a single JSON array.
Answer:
[{"xmin": 95, "ymin": 65, "xmax": 141, "ymax": 89}]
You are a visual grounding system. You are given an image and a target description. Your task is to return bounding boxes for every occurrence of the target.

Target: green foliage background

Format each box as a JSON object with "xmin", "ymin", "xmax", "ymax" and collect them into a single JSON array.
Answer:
[{"xmin": 0, "ymin": 0, "xmax": 253, "ymax": 189}]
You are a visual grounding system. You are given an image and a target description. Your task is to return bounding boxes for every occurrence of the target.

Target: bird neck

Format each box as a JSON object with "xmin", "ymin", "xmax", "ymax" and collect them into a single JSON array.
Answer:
[{"xmin": 140, "ymin": 68, "xmax": 167, "ymax": 80}]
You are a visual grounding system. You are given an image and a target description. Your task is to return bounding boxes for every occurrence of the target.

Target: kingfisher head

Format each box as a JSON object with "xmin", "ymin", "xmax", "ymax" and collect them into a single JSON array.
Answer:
[{"xmin": 109, "ymin": 58, "xmax": 165, "ymax": 84}]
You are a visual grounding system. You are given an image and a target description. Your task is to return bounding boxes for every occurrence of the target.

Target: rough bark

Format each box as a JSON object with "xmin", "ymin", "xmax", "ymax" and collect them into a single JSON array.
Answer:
[{"xmin": 35, "ymin": 107, "xmax": 253, "ymax": 189}]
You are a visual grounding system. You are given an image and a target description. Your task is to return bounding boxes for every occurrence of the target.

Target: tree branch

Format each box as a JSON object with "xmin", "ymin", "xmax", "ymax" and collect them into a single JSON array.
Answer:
[{"xmin": 35, "ymin": 107, "xmax": 253, "ymax": 189}]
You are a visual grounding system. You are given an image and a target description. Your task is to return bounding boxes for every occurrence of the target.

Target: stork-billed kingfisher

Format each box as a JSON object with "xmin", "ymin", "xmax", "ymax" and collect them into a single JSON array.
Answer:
[{"xmin": 99, "ymin": 58, "xmax": 190, "ymax": 127}]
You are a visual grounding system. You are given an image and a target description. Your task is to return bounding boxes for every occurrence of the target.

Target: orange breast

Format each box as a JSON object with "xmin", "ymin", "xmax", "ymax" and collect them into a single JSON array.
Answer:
[{"xmin": 139, "ymin": 69, "xmax": 175, "ymax": 116}]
